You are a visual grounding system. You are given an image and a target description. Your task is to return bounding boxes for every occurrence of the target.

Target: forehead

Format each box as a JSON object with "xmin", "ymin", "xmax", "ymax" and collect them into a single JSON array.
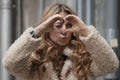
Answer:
[{"xmin": 59, "ymin": 11, "xmax": 67, "ymax": 18}]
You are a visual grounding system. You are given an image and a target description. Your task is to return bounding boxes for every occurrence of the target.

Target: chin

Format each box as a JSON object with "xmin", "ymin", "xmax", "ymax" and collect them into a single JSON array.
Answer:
[{"xmin": 58, "ymin": 43, "xmax": 69, "ymax": 47}]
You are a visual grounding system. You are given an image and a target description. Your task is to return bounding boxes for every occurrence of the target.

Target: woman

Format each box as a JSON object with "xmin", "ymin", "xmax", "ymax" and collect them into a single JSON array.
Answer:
[{"xmin": 2, "ymin": 3, "xmax": 119, "ymax": 80}]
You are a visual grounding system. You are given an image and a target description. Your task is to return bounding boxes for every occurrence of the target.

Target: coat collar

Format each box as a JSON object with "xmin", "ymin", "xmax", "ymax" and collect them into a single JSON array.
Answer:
[
  {"xmin": 63, "ymin": 47, "xmax": 73, "ymax": 58},
  {"xmin": 44, "ymin": 47, "xmax": 77, "ymax": 80}
]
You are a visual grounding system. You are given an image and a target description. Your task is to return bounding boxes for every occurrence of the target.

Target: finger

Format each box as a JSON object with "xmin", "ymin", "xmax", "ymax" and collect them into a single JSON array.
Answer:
[
  {"xmin": 65, "ymin": 28, "xmax": 74, "ymax": 32},
  {"xmin": 47, "ymin": 14, "xmax": 62, "ymax": 24},
  {"xmin": 42, "ymin": 14, "xmax": 62, "ymax": 32},
  {"xmin": 65, "ymin": 15, "xmax": 86, "ymax": 27},
  {"xmin": 64, "ymin": 14, "xmax": 77, "ymax": 22}
]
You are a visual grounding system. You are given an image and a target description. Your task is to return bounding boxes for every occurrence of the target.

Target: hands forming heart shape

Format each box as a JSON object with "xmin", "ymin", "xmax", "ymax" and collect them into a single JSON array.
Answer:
[{"xmin": 34, "ymin": 14, "xmax": 90, "ymax": 37}]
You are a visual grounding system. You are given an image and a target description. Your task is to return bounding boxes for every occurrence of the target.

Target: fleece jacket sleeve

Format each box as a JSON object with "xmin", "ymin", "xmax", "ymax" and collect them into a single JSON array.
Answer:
[
  {"xmin": 79, "ymin": 25, "xmax": 119, "ymax": 77},
  {"xmin": 2, "ymin": 27, "xmax": 41, "ymax": 78}
]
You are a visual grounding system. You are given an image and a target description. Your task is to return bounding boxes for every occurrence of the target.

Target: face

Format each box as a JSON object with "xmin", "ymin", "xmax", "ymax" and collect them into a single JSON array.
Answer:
[{"xmin": 49, "ymin": 12, "xmax": 72, "ymax": 47}]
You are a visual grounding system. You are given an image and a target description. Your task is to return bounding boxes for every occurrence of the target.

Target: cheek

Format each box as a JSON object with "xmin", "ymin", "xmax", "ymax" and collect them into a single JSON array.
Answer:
[
  {"xmin": 49, "ymin": 32, "xmax": 58, "ymax": 40},
  {"xmin": 68, "ymin": 33, "xmax": 72, "ymax": 39}
]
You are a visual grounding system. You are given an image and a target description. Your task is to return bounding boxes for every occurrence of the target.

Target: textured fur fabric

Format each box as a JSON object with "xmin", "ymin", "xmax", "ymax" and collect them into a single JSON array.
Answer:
[{"xmin": 2, "ymin": 26, "xmax": 119, "ymax": 80}]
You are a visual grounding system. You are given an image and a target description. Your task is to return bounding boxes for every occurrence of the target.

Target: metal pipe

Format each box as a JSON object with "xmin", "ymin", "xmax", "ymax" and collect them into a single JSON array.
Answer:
[
  {"xmin": 86, "ymin": 0, "xmax": 91, "ymax": 25},
  {"xmin": 104, "ymin": 0, "xmax": 118, "ymax": 42},
  {"xmin": 0, "ymin": 0, "xmax": 12, "ymax": 80},
  {"xmin": 77, "ymin": 0, "xmax": 83, "ymax": 19},
  {"xmin": 104, "ymin": 0, "xmax": 120, "ymax": 79},
  {"xmin": 16, "ymin": 0, "xmax": 22, "ymax": 37}
]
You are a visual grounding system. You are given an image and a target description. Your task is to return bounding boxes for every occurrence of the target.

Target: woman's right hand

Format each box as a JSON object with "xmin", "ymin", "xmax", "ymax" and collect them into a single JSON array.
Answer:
[{"xmin": 34, "ymin": 14, "xmax": 62, "ymax": 37}]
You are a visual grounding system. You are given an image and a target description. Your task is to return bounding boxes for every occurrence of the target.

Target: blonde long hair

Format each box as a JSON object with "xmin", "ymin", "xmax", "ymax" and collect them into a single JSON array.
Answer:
[{"xmin": 29, "ymin": 3, "xmax": 92, "ymax": 80}]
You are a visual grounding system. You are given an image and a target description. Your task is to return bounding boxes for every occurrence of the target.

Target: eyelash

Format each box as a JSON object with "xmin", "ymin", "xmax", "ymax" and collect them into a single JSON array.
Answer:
[{"xmin": 66, "ymin": 23, "xmax": 72, "ymax": 28}]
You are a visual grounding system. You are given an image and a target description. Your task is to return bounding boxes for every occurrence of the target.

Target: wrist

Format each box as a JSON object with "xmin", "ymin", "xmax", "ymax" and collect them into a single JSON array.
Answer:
[
  {"xmin": 30, "ymin": 30, "xmax": 39, "ymax": 38},
  {"xmin": 34, "ymin": 26, "xmax": 43, "ymax": 37},
  {"xmin": 79, "ymin": 27, "xmax": 90, "ymax": 37}
]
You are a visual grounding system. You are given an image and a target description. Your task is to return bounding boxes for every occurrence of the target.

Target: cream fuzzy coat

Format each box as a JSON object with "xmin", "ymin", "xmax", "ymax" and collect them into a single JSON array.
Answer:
[{"xmin": 2, "ymin": 26, "xmax": 119, "ymax": 80}]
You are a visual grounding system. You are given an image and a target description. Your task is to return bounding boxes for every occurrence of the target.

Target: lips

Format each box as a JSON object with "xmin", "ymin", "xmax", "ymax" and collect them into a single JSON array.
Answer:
[
  {"xmin": 58, "ymin": 35, "xmax": 68, "ymax": 42},
  {"xmin": 59, "ymin": 33, "xmax": 67, "ymax": 38}
]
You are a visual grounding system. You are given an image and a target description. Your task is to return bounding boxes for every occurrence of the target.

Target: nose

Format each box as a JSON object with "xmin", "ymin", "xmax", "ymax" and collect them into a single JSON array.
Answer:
[
  {"xmin": 60, "ymin": 24, "xmax": 68, "ymax": 36},
  {"xmin": 61, "ymin": 24, "xmax": 67, "ymax": 32}
]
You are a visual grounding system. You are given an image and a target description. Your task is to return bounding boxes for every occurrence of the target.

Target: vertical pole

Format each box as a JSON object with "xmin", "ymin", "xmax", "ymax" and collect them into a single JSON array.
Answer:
[
  {"xmin": 77, "ymin": 0, "xmax": 83, "ymax": 19},
  {"xmin": 0, "ymin": 0, "xmax": 12, "ymax": 80},
  {"xmin": 105, "ymin": 0, "xmax": 119, "ymax": 79},
  {"xmin": 16, "ymin": 0, "xmax": 22, "ymax": 37},
  {"xmin": 86, "ymin": 0, "xmax": 91, "ymax": 25}
]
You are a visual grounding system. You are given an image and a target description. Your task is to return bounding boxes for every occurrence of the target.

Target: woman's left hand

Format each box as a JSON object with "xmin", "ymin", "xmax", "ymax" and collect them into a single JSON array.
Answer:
[{"xmin": 64, "ymin": 15, "xmax": 90, "ymax": 37}]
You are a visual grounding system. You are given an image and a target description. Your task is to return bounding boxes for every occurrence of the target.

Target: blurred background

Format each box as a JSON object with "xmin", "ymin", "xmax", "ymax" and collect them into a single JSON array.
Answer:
[{"xmin": 0, "ymin": 0, "xmax": 120, "ymax": 80}]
